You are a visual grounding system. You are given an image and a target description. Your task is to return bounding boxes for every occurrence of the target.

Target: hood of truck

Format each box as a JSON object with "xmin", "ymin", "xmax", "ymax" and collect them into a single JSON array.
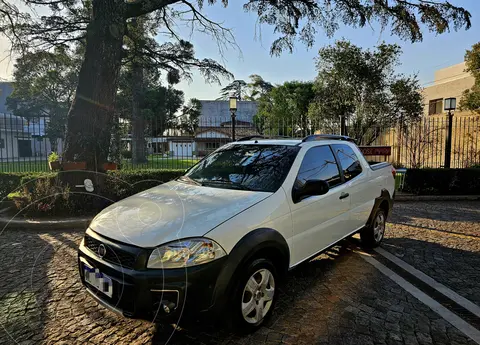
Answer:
[{"xmin": 88, "ymin": 180, "xmax": 272, "ymax": 248}]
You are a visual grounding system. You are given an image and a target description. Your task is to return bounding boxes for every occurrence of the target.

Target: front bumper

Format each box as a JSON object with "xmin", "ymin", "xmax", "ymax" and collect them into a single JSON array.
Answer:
[{"xmin": 77, "ymin": 228, "xmax": 226, "ymax": 321}]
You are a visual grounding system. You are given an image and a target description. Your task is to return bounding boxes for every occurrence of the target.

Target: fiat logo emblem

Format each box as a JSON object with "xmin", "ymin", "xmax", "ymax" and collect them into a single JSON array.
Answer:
[{"xmin": 97, "ymin": 244, "xmax": 107, "ymax": 258}]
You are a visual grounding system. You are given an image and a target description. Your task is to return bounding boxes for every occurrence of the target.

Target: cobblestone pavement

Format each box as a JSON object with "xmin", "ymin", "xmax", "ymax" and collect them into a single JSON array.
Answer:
[
  {"xmin": 0, "ymin": 201, "xmax": 478, "ymax": 345},
  {"xmin": 383, "ymin": 201, "xmax": 480, "ymax": 306}
]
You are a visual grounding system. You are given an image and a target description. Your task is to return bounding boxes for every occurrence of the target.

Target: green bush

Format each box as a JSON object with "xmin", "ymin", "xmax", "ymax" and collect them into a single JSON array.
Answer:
[
  {"xmin": 3, "ymin": 169, "xmax": 185, "ymax": 217},
  {"xmin": 403, "ymin": 168, "xmax": 480, "ymax": 195},
  {"xmin": 48, "ymin": 152, "xmax": 59, "ymax": 163},
  {"xmin": 121, "ymin": 150, "xmax": 132, "ymax": 159},
  {"xmin": 0, "ymin": 172, "xmax": 56, "ymax": 201},
  {"xmin": 106, "ymin": 169, "xmax": 184, "ymax": 200},
  {"xmin": 12, "ymin": 178, "xmax": 70, "ymax": 216}
]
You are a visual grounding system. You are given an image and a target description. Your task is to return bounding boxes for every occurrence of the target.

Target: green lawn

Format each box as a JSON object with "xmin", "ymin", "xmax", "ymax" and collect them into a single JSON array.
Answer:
[
  {"xmin": 0, "ymin": 160, "xmax": 50, "ymax": 173},
  {"xmin": 0, "ymin": 156, "xmax": 200, "ymax": 173}
]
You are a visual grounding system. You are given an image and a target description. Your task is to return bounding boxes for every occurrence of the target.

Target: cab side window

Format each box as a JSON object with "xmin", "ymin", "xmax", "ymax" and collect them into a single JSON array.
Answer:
[
  {"xmin": 295, "ymin": 145, "xmax": 342, "ymax": 189},
  {"xmin": 332, "ymin": 144, "xmax": 363, "ymax": 182}
]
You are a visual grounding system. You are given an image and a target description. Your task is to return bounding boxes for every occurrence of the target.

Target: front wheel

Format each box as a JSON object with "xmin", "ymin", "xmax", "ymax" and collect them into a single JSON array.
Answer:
[
  {"xmin": 360, "ymin": 208, "xmax": 386, "ymax": 248},
  {"xmin": 229, "ymin": 258, "xmax": 277, "ymax": 332}
]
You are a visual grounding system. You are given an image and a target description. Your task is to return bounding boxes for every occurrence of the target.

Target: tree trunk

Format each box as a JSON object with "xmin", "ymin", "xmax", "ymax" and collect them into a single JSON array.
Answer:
[
  {"xmin": 63, "ymin": 0, "xmax": 126, "ymax": 170},
  {"xmin": 131, "ymin": 18, "xmax": 147, "ymax": 164},
  {"xmin": 110, "ymin": 110, "xmax": 121, "ymax": 164}
]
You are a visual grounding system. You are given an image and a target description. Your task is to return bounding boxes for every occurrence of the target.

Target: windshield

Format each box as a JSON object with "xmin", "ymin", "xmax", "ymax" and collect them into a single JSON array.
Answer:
[{"xmin": 183, "ymin": 144, "xmax": 300, "ymax": 192}]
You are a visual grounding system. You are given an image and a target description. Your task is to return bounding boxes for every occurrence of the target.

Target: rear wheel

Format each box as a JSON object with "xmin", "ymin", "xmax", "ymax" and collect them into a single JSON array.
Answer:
[
  {"xmin": 360, "ymin": 208, "xmax": 386, "ymax": 248},
  {"xmin": 229, "ymin": 258, "xmax": 277, "ymax": 332}
]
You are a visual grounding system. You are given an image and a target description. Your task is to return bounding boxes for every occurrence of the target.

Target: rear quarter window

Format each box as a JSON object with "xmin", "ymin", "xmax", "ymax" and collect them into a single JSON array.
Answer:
[
  {"xmin": 295, "ymin": 145, "xmax": 342, "ymax": 189},
  {"xmin": 331, "ymin": 144, "xmax": 363, "ymax": 182}
]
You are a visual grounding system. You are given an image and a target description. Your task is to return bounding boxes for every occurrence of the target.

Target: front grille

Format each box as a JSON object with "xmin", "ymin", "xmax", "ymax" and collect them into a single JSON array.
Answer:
[{"xmin": 84, "ymin": 235, "xmax": 137, "ymax": 269}]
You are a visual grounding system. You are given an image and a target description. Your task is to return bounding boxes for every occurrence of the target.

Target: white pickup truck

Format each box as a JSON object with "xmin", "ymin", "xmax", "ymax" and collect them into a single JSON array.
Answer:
[{"xmin": 78, "ymin": 134, "xmax": 395, "ymax": 331}]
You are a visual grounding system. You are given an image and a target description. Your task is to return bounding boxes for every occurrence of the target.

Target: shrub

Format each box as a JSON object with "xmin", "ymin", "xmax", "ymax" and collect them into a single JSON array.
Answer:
[
  {"xmin": 403, "ymin": 168, "xmax": 480, "ymax": 195},
  {"xmin": 12, "ymin": 178, "xmax": 70, "ymax": 216},
  {"xmin": 48, "ymin": 152, "xmax": 59, "ymax": 162},
  {"xmin": 121, "ymin": 150, "xmax": 132, "ymax": 159},
  {"xmin": 106, "ymin": 169, "xmax": 184, "ymax": 200},
  {"xmin": 0, "ymin": 173, "xmax": 23, "ymax": 201},
  {"xmin": 0, "ymin": 172, "xmax": 56, "ymax": 201},
  {"xmin": 4, "ymin": 169, "xmax": 185, "ymax": 217}
]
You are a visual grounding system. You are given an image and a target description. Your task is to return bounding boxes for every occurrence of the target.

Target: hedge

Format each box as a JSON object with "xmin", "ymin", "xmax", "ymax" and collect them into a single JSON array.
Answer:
[
  {"xmin": 105, "ymin": 169, "xmax": 185, "ymax": 200},
  {"xmin": 1, "ymin": 169, "xmax": 185, "ymax": 216},
  {"xmin": 0, "ymin": 172, "xmax": 57, "ymax": 200},
  {"xmin": 403, "ymin": 168, "xmax": 480, "ymax": 195}
]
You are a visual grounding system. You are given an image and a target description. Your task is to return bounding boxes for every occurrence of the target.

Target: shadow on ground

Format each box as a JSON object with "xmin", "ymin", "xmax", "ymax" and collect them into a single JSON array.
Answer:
[
  {"xmin": 390, "ymin": 201, "xmax": 480, "ymax": 225},
  {"xmin": 0, "ymin": 227, "xmax": 477, "ymax": 345}
]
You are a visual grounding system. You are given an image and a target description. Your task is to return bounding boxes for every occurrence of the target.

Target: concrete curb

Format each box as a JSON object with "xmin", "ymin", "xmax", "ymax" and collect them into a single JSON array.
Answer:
[
  {"xmin": 0, "ymin": 215, "xmax": 92, "ymax": 231},
  {"xmin": 395, "ymin": 194, "xmax": 480, "ymax": 202},
  {"xmin": 0, "ymin": 194, "xmax": 478, "ymax": 230}
]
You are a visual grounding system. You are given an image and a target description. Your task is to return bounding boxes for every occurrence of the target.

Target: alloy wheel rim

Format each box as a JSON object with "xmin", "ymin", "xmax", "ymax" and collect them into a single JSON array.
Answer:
[
  {"xmin": 241, "ymin": 268, "xmax": 275, "ymax": 324},
  {"xmin": 373, "ymin": 212, "xmax": 386, "ymax": 242}
]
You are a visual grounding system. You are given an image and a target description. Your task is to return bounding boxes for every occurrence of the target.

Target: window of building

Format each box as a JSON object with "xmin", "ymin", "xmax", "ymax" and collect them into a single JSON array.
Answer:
[
  {"xmin": 332, "ymin": 144, "xmax": 363, "ymax": 182},
  {"xmin": 428, "ymin": 99, "xmax": 443, "ymax": 115},
  {"xmin": 0, "ymin": 139, "xmax": 4, "ymax": 149},
  {"xmin": 206, "ymin": 142, "xmax": 221, "ymax": 149},
  {"xmin": 295, "ymin": 145, "xmax": 342, "ymax": 189}
]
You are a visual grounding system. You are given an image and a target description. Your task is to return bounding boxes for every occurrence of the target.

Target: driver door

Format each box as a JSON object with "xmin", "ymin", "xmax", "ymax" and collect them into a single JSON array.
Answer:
[{"xmin": 288, "ymin": 145, "xmax": 351, "ymax": 266}]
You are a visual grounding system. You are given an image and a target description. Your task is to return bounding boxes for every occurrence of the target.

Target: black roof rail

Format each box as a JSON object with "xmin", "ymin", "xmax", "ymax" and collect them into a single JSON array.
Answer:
[
  {"xmin": 236, "ymin": 135, "xmax": 266, "ymax": 141},
  {"xmin": 302, "ymin": 134, "xmax": 356, "ymax": 143},
  {"xmin": 236, "ymin": 135, "xmax": 292, "ymax": 142}
]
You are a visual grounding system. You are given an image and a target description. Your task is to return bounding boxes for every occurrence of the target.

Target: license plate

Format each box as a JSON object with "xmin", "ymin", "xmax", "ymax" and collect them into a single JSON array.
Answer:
[{"xmin": 83, "ymin": 263, "xmax": 113, "ymax": 298}]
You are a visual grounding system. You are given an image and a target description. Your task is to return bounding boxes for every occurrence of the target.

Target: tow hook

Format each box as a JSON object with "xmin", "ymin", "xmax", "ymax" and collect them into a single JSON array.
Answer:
[{"xmin": 161, "ymin": 301, "xmax": 176, "ymax": 314}]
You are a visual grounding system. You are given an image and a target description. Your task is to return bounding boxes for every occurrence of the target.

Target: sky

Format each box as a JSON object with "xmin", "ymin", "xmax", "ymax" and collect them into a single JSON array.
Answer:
[{"xmin": 1, "ymin": 0, "xmax": 479, "ymax": 102}]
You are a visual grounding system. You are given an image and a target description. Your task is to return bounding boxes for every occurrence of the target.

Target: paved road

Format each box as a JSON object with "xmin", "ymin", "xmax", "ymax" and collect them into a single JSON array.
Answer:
[{"xmin": 0, "ymin": 201, "xmax": 479, "ymax": 345}]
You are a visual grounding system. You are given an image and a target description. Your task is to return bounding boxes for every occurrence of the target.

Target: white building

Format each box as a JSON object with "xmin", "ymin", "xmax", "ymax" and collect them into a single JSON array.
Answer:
[
  {"xmin": 195, "ymin": 100, "xmax": 259, "ymax": 156},
  {"xmin": 0, "ymin": 82, "xmax": 63, "ymax": 161},
  {"xmin": 122, "ymin": 100, "xmax": 260, "ymax": 158}
]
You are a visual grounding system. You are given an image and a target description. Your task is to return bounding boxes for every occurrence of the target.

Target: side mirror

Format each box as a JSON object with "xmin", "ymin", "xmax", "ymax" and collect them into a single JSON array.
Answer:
[{"xmin": 293, "ymin": 179, "xmax": 330, "ymax": 203}]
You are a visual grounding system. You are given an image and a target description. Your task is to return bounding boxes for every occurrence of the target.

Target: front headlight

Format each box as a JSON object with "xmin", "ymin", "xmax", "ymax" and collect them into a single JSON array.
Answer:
[{"xmin": 147, "ymin": 238, "xmax": 226, "ymax": 269}]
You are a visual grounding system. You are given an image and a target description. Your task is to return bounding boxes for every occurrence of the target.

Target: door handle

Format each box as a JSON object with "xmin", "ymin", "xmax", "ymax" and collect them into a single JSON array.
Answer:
[{"xmin": 339, "ymin": 192, "xmax": 349, "ymax": 200}]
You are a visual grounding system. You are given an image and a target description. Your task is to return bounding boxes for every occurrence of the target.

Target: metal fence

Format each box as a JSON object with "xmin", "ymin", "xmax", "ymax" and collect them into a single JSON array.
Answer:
[
  {"xmin": 0, "ymin": 112, "xmax": 478, "ymax": 172},
  {"xmin": 361, "ymin": 116, "xmax": 480, "ymax": 168},
  {"xmin": 0, "ymin": 113, "xmax": 63, "ymax": 172}
]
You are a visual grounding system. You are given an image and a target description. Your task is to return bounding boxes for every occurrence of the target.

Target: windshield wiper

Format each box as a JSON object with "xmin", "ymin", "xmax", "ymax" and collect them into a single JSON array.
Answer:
[
  {"xmin": 200, "ymin": 180, "xmax": 254, "ymax": 191},
  {"xmin": 177, "ymin": 176, "xmax": 201, "ymax": 186}
]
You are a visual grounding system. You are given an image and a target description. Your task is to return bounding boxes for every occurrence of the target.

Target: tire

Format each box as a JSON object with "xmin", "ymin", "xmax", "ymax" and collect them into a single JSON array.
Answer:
[
  {"xmin": 360, "ymin": 208, "xmax": 386, "ymax": 248},
  {"xmin": 229, "ymin": 258, "xmax": 278, "ymax": 333}
]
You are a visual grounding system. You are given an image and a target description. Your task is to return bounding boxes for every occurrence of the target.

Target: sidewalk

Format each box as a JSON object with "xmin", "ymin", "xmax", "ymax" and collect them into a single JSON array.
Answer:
[
  {"xmin": 0, "ymin": 214, "xmax": 92, "ymax": 231},
  {"xmin": 395, "ymin": 193, "xmax": 480, "ymax": 202},
  {"xmin": 0, "ymin": 194, "xmax": 478, "ymax": 231}
]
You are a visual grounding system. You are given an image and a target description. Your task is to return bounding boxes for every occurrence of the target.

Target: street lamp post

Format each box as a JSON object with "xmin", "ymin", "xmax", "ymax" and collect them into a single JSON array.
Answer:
[
  {"xmin": 444, "ymin": 97, "xmax": 456, "ymax": 168},
  {"xmin": 229, "ymin": 95, "xmax": 237, "ymax": 141}
]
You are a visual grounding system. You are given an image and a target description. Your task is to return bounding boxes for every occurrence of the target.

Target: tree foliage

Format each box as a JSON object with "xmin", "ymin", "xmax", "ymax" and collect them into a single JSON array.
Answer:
[
  {"xmin": 0, "ymin": 0, "xmax": 472, "ymax": 169},
  {"xmin": 218, "ymin": 80, "xmax": 248, "ymax": 100},
  {"xmin": 246, "ymin": 74, "xmax": 273, "ymax": 100},
  {"xmin": 219, "ymin": 75, "xmax": 274, "ymax": 100},
  {"xmin": 116, "ymin": 77, "xmax": 185, "ymax": 132},
  {"xmin": 244, "ymin": 0, "xmax": 471, "ymax": 55},
  {"xmin": 6, "ymin": 46, "xmax": 80, "ymax": 147},
  {"xmin": 1, "ymin": 1, "xmax": 472, "ymax": 55},
  {"xmin": 256, "ymin": 81, "xmax": 315, "ymax": 136},
  {"xmin": 178, "ymin": 98, "xmax": 202, "ymax": 134},
  {"xmin": 460, "ymin": 42, "xmax": 480, "ymax": 114},
  {"xmin": 309, "ymin": 40, "xmax": 423, "ymax": 144}
]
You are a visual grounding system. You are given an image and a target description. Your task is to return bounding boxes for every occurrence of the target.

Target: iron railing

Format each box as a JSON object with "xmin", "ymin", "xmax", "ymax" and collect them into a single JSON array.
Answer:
[{"xmin": 0, "ymin": 112, "xmax": 478, "ymax": 172}]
